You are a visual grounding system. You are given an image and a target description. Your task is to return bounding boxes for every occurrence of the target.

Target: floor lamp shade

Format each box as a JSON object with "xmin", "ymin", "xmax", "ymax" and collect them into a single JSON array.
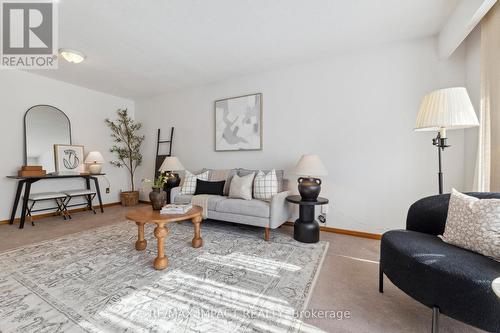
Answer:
[
  {"xmin": 415, "ymin": 87, "xmax": 479, "ymax": 133},
  {"xmin": 415, "ymin": 87, "xmax": 479, "ymax": 195}
]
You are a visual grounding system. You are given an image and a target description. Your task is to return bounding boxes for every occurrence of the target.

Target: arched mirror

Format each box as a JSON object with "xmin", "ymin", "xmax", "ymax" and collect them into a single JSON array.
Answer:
[{"xmin": 24, "ymin": 105, "xmax": 71, "ymax": 173}]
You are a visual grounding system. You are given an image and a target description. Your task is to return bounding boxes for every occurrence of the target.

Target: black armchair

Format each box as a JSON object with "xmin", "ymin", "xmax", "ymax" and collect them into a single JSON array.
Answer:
[{"xmin": 379, "ymin": 193, "xmax": 500, "ymax": 333}]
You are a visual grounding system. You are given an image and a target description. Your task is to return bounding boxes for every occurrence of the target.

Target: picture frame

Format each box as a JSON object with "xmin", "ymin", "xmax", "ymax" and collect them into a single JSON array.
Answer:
[
  {"xmin": 214, "ymin": 93, "xmax": 262, "ymax": 151},
  {"xmin": 54, "ymin": 144, "xmax": 85, "ymax": 174}
]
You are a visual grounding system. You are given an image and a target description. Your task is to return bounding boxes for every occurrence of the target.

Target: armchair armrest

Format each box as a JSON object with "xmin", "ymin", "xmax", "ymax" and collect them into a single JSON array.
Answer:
[
  {"xmin": 169, "ymin": 186, "xmax": 182, "ymax": 204},
  {"xmin": 269, "ymin": 191, "xmax": 291, "ymax": 229}
]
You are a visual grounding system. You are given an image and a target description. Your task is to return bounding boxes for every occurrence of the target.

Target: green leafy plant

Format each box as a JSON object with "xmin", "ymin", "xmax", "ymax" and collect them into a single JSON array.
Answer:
[
  {"xmin": 142, "ymin": 173, "xmax": 167, "ymax": 189},
  {"xmin": 105, "ymin": 109, "xmax": 144, "ymax": 191}
]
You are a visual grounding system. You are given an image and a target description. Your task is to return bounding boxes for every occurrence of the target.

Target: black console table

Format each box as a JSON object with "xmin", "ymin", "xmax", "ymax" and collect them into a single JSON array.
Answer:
[
  {"xmin": 7, "ymin": 173, "xmax": 105, "ymax": 229},
  {"xmin": 286, "ymin": 195, "xmax": 329, "ymax": 243}
]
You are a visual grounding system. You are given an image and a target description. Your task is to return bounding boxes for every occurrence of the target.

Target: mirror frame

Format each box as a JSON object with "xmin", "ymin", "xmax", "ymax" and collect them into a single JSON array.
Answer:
[{"xmin": 23, "ymin": 104, "xmax": 72, "ymax": 166}]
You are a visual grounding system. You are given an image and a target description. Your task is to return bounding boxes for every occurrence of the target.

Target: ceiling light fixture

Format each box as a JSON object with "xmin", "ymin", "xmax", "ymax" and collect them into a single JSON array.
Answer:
[{"xmin": 59, "ymin": 48, "xmax": 86, "ymax": 63}]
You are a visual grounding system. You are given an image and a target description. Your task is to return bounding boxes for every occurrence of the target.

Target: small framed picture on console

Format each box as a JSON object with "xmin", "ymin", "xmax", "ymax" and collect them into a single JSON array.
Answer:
[{"xmin": 54, "ymin": 144, "xmax": 85, "ymax": 174}]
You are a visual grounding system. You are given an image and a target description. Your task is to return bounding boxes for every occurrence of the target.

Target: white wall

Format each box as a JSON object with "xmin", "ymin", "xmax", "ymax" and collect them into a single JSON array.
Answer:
[
  {"xmin": 0, "ymin": 70, "xmax": 135, "ymax": 221},
  {"xmin": 136, "ymin": 37, "xmax": 467, "ymax": 234},
  {"xmin": 464, "ymin": 26, "xmax": 481, "ymax": 191}
]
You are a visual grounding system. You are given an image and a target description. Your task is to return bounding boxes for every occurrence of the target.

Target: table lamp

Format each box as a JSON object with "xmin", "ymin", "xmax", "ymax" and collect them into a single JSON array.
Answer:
[
  {"xmin": 158, "ymin": 156, "xmax": 185, "ymax": 188},
  {"xmin": 84, "ymin": 151, "xmax": 105, "ymax": 174},
  {"xmin": 293, "ymin": 154, "xmax": 328, "ymax": 201},
  {"xmin": 415, "ymin": 87, "xmax": 479, "ymax": 194}
]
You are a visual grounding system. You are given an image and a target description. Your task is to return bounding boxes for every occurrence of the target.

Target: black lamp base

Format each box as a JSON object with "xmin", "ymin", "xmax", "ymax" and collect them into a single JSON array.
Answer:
[{"xmin": 298, "ymin": 177, "xmax": 322, "ymax": 201}]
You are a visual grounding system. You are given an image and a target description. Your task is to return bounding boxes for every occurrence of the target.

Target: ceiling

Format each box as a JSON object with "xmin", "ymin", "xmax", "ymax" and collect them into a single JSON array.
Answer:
[{"xmin": 29, "ymin": 0, "xmax": 460, "ymax": 99}]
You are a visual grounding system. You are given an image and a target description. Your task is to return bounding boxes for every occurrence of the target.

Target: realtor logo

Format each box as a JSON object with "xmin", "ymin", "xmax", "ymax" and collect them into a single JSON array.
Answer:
[{"xmin": 1, "ymin": 0, "xmax": 58, "ymax": 68}]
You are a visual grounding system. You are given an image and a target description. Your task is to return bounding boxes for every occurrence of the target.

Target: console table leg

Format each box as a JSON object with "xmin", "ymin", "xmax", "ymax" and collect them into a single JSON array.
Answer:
[
  {"xmin": 19, "ymin": 181, "xmax": 32, "ymax": 229},
  {"xmin": 10, "ymin": 180, "xmax": 25, "ymax": 224},
  {"xmin": 191, "ymin": 215, "xmax": 203, "ymax": 248},
  {"xmin": 91, "ymin": 177, "xmax": 104, "ymax": 213},
  {"xmin": 153, "ymin": 222, "xmax": 169, "ymax": 270},
  {"xmin": 135, "ymin": 222, "xmax": 147, "ymax": 250}
]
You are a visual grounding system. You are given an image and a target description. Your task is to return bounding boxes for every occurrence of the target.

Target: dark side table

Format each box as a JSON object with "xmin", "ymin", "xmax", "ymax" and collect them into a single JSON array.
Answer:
[{"xmin": 286, "ymin": 195, "xmax": 329, "ymax": 243}]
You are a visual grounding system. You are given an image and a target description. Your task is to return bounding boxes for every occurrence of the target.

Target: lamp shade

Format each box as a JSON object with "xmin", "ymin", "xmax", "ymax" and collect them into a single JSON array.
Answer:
[
  {"xmin": 84, "ymin": 151, "xmax": 104, "ymax": 164},
  {"xmin": 159, "ymin": 156, "xmax": 185, "ymax": 172},
  {"xmin": 293, "ymin": 154, "xmax": 328, "ymax": 176},
  {"xmin": 415, "ymin": 87, "xmax": 479, "ymax": 131}
]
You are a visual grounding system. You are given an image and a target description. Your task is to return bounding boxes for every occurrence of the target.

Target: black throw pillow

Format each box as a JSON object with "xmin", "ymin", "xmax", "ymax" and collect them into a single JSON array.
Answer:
[{"xmin": 194, "ymin": 179, "xmax": 225, "ymax": 196}]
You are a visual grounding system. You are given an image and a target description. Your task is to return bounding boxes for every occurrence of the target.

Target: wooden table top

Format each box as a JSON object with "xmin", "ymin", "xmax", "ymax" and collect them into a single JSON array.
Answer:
[{"xmin": 126, "ymin": 205, "xmax": 203, "ymax": 224}]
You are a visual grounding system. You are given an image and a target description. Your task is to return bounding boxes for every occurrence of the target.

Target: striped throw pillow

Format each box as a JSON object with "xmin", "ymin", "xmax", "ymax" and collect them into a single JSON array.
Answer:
[{"xmin": 253, "ymin": 169, "xmax": 278, "ymax": 201}]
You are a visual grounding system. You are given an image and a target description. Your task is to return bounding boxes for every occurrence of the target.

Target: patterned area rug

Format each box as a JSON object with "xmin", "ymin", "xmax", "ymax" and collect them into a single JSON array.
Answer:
[{"xmin": 0, "ymin": 220, "xmax": 328, "ymax": 333}]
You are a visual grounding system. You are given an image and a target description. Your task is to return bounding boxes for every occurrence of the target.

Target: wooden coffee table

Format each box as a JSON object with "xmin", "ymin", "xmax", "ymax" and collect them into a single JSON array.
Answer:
[{"xmin": 125, "ymin": 205, "xmax": 203, "ymax": 270}]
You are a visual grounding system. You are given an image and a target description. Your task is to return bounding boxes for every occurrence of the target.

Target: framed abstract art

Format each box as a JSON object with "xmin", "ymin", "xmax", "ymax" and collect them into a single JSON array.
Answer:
[
  {"xmin": 54, "ymin": 144, "xmax": 85, "ymax": 174},
  {"xmin": 214, "ymin": 93, "xmax": 262, "ymax": 151}
]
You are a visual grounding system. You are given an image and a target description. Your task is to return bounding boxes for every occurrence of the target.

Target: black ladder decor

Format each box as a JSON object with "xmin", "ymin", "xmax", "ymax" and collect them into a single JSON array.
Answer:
[{"xmin": 155, "ymin": 127, "xmax": 174, "ymax": 178}]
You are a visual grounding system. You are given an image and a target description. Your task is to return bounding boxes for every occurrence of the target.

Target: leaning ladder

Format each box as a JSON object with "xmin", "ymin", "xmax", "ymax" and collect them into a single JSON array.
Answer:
[{"xmin": 155, "ymin": 127, "xmax": 174, "ymax": 178}]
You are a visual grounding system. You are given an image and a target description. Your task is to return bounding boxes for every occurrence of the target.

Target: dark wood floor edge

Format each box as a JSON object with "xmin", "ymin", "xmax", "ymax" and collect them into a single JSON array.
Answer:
[
  {"xmin": 0, "ymin": 202, "xmax": 122, "ymax": 225},
  {"xmin": 284, "ymin": 221, "xmax": 382, "ymax": 240}
]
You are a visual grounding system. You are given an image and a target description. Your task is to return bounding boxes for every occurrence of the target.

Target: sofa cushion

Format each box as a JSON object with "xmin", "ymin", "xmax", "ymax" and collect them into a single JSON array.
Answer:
[
  {"xmin": 181, "ymin": 170, "xmax": 209, "ymax": 195},
  {"xmin": 381, "ymin": 230, "xmax": 500, "ymax": 331},
  {"xmin": 194, "ymin": 179, "xmax": 225, "ymax": 196},
  {"xmin": 229, "ymin": 173, "xmax": 255, "ymax": 200},
  {"xmin": 207, "ymin": 196, "xmax": 226, "ymax": 211},
  {"xmin": 215, "ymin": 198, "xmax": 270, "ymax": 218},
  {"xmin": 173, "ymin": 194, "xmax": 193, "ymax": 205},
  {"xmin": 238, "ymin": 169, "xmax": 284, "ymax": 192},
  {"xmin": 174, "ymin": 194, "xmax": 226, "ymax": 211}
]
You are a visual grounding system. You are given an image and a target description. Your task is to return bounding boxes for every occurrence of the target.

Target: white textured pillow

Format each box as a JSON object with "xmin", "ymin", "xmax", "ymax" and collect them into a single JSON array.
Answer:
[
  {"xmin": 181, "ymin": 170, "xmax": 209, "ymax": 195},
  {"xmin": 253, "ymin": 169, "xmax": 278, "ymax": 201},
  {"xmin": 441, "ymin": 189, "xmax": 500, "ymax": 261},
  {"xmin": 229, "ymin": 173, "xmax": 255, "ymax": 200}
]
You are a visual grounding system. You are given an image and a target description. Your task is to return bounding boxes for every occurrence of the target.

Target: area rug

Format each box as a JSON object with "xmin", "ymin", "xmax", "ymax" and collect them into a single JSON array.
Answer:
[{"xmin": 0, "ymin": 220, "xmax": 328, "ymax": 333}]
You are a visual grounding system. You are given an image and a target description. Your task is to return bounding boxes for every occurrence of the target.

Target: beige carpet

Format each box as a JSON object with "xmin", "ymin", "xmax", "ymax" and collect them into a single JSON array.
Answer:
[{"xmin": 0, "ymin": 204, "xmax": 483, "ymax": 332}]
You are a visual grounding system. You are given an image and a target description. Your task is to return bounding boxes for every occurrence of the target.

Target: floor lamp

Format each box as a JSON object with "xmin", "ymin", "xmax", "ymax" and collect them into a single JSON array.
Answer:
[{"xmin": 415, "ymin": 87, "xmax": 479, "ymax": 194}]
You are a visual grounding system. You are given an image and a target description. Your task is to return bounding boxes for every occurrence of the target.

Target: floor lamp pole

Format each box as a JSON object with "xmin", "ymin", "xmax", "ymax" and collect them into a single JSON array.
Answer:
[{"xmin": 433, "ymin": 132, "xmax": 449, "ymax": 195}]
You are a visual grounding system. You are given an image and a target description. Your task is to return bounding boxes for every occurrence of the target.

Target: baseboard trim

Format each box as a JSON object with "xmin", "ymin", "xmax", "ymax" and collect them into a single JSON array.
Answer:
[
  {"xmin": 0, "ymin": 202, "xmax": 122, "ymax": 225},
  {"xmin": 284, "ymin": 221, "xmax": 381, "ymax": 240}
]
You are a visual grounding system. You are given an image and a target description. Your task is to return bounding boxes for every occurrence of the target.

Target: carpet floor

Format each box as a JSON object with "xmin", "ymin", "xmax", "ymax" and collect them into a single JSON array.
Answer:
[
  {"xmin": 0, "ymin": 217, "xmax": 328, "ymax": 332},
  {"xmin": 0, "ymin": 204, "xmax": 483, "ymax": 332}
]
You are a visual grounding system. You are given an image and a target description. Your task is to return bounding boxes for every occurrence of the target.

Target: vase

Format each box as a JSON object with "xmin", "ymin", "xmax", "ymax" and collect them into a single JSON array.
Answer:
[
  {"xmin": 149, "ymin": 188, "xmax": 166, "ymax": 210},
  {"xmin": 298, "ymin": 177, "xmax": 322, "ymax": 201}
]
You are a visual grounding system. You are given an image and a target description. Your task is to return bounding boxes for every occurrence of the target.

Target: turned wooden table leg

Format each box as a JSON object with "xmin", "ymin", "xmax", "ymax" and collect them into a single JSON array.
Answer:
[
  {"xmin": 153, "ymin": 222, "xmax": 169, "ymax": 270},
  {"xmin": 135, "ymin": 222, "xmax": 147, "ymax": 251},
  {"xmin": 191, "ymin": 215, "xmax": 203, "ymax": 248}
]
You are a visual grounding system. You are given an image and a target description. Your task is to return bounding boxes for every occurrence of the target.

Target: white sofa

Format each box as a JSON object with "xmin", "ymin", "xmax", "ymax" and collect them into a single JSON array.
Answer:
[{"xmin": 170, "ymin": 168, "xmax": 291, "ymax": 240}]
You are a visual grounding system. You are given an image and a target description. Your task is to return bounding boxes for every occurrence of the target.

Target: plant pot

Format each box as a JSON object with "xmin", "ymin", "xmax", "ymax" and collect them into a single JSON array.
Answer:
[
  {"xmin": 121, "ymin": 191, "xmax": 139, "ymax": 206},
  {"xmin": 149, "ymin": 188, "xmax": 166, "ymax": 210}
]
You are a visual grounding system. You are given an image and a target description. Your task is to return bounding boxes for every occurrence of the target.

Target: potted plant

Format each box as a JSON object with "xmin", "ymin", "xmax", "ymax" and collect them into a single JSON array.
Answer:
[
  {"xmin": 105, "ymin": 109, "xmax": 144, "ymax": 206},
  {"xmin": 142, "ymin": 174, "xmax": 167, "ymax": 210}
]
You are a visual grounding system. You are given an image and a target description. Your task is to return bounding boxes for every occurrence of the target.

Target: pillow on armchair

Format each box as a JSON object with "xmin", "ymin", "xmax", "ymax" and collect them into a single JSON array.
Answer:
[{"xmin": 440, "ymin": 189, "xmax": 500, "ymax": 261}]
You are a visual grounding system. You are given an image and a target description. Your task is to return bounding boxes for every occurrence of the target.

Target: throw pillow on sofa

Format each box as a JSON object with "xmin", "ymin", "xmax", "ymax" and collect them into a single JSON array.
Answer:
[
  {"xmin": 229, "ymin": 173, "xmax": 255, "ymax": 200},
  {"xmin": 253, "ymin": 169, "xmax": 278, "ymax": 201},
  {"xmin": 181, "ymin": 170, "xmax": 209, "ymax": 195},
  {"xmin": 440, "ymin": 189, "xmax": 500, "ymax": 261},
  {"xmin": 194, "ymin": 179, "xmax": 225, "ymax": 196}
]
